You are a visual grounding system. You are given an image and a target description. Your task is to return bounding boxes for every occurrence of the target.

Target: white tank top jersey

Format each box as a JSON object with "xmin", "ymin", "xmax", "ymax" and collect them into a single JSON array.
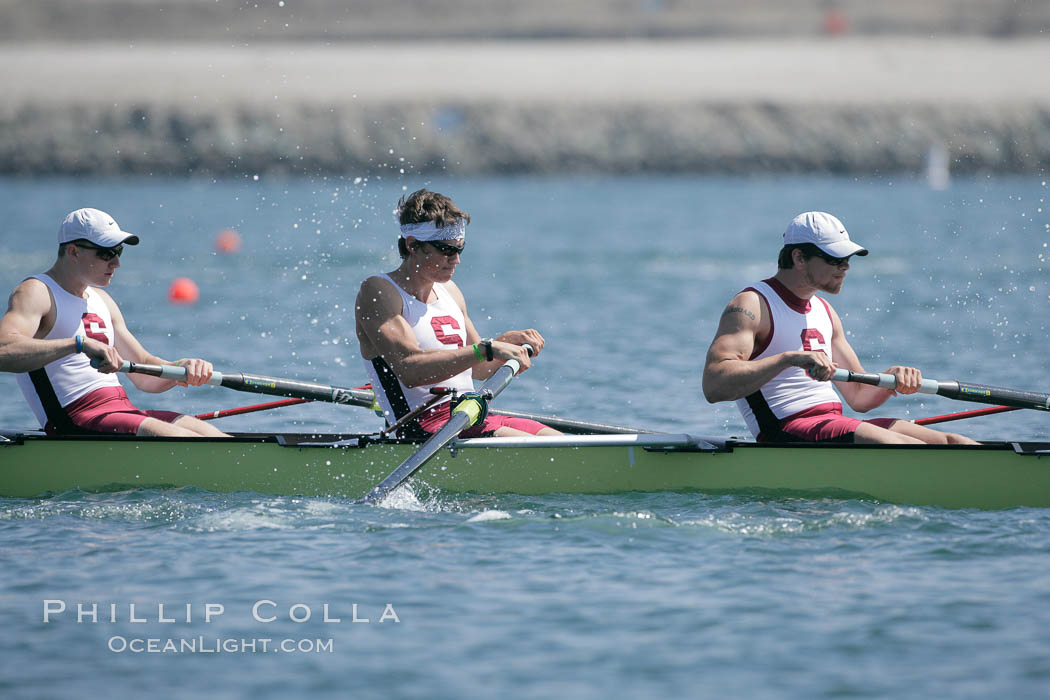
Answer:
[
  {"xmin": 16, "ymin": 274, "xmax": 122, "ymax": 428},
  {"xmin": 735, "ymin": 278, "xmax": 842, "ymax": 439},
  {"xmin": 363, "ymin": 274, "xmax": 475, "ymax": 425}
]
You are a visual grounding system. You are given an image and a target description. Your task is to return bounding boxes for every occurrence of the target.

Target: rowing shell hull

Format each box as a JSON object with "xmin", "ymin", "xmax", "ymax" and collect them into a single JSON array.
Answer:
[{"xmin": 2, "ymin": 432, "xmax": 1050, "ymax": 509}]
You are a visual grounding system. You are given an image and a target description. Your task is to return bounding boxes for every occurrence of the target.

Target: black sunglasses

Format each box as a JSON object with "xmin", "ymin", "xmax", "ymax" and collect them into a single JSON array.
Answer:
[
  {"xmin": 425, "ymin": 240, "xmax": 465, "ymax": 257},
  {"xmin": 811, "ymin": 250, "xmax": 851, "ymax": 268},
  {"xmin": 73, "ymin": 239, "xmax": 124, "ymax": 261}
]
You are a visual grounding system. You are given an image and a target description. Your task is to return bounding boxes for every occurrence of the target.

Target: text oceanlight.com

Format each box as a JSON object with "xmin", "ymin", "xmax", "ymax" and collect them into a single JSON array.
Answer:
[{"xmin": 107, "ymin": 636, "xmax": 334, "ymax": 654}]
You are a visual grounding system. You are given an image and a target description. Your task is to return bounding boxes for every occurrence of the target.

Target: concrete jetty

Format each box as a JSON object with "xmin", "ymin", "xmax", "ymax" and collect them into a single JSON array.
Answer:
[{"xmin": 2, "ymin": 38, "xmax": 1048, "ymax": 175}]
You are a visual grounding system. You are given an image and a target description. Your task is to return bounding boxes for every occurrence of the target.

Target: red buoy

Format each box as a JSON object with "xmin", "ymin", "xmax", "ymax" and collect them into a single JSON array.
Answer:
[
  {"xmin": 168, "ymin": 277, "xmax": 200, "ymax": 305},
  {"xmin": 215, "ymin": 228, "xmax": 242, "ymax": 254},
  {"xmin": 822, "ymin": 9, "xmax": 848, "ymax": 35}
]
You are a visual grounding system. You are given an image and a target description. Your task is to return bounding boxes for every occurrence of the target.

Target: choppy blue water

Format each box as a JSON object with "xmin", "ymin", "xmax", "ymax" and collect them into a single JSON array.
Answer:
[{"xmin": 1, "ymin": 174, "xmax": 1049, "ymax": 698}]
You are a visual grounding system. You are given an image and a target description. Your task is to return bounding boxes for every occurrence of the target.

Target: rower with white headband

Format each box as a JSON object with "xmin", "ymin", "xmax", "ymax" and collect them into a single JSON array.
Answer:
[
  {"xmin": 355, "ymin": 188, "xmax": 560, "ymax": 439},
  {"xmin": 398, "ymin": 219, "xmax": 467, "ymax": 241}
]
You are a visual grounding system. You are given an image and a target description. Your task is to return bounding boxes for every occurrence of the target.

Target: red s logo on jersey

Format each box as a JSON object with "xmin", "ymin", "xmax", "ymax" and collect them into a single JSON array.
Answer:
[
  {"xmin": 81, "ymin": 313, "xmax": 110, "ymax": 345},
  {"xmin": 431, "ymin": 316, "xmax": 464, "ymax": 348},
  {"xmin": 801, "ymin": 328, "xmax": 829, "ymax": 356}
]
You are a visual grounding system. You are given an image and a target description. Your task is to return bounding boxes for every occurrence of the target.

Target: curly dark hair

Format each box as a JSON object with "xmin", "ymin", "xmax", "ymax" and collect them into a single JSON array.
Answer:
[{"xmin": 396, "ymin": 189, "xmax": 470, "ymax": 258}]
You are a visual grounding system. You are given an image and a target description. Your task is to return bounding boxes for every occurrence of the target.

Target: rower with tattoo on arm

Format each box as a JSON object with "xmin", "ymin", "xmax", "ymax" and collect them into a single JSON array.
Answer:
[{"xmin": 701, "ymin": 212, "xmax": 977, "ymax": 444}]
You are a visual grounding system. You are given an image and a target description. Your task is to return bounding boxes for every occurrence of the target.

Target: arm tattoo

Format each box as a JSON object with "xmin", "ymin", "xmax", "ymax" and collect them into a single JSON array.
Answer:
[{"xmin": 725, "ymin": 306, "xmax": 756, "ymax": 322}]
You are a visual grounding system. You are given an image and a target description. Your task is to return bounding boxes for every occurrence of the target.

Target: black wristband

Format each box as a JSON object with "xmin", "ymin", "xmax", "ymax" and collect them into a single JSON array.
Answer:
[{"xmin": 481, "ymin": 339, "xmax": 493, "ymax": 362}]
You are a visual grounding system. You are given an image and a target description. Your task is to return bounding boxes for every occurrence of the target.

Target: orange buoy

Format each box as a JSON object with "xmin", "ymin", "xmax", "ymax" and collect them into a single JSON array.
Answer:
[
  {"xmin": 215, "ymin": 228, "xmax": 242, "ymax": 254},
  {"xmin": 822, "ymin": 9, "xmax": 848, "ymax": 35},
  {"xmin": 168, "ymin": 277, "xmax": 200, "ymax": 305}
]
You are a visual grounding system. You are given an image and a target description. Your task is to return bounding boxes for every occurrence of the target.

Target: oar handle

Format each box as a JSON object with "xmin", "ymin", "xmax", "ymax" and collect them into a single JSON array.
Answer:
[
  {"xmin": 493, "ymin": 343, "xmax": 532, "ymax": 377},
  {"xmin": 830, "ymin": 368, "xmax": 940, "ymax": 395},
  {"xmin": 110, "ymin": 360, "xmax": 225, "ymax": 385}
]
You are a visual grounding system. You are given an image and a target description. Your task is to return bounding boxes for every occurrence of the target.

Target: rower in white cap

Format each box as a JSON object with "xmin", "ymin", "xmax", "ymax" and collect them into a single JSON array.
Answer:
[
  {"xmin": 0, "ymin": 208, "xmax": 229, "ymax": 437},
  {"xmin": 701, "ymin": 211, "xmax": 978, "ymax": 445}
]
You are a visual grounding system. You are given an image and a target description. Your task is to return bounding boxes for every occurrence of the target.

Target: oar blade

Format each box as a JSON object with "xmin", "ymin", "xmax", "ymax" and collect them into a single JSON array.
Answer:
[{"xmin": 358, "ymin": 414, "xmax": 471, "ymax": 504}]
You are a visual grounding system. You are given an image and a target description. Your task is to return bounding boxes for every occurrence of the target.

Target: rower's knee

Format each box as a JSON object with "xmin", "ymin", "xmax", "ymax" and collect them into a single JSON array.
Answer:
[
  {"xmin": 901, "ymin": 426, "xmax": 978, "ymax": 445},
  {"xmin": 136, "ymin": 417, "xmax": 201, "ymax": 437},
  {"xmin": 866, "ymin": 420, "xmax": 977, "ymax": 446},
  {"xmin": 862, "ymin": 432, "xmax": 924, "ymax": 445},
  {"xmin": 493, "ymin": 426, "xmax": 535, "ymax": 437},
  {"xmin": 172, "ymin": 416, "xmax": 231, "ymax": 437},
  {"xmin": 137, "ymin": 416, "xmax": 230, "ymax": 437},
  {"xmin": 854, "ymin": 423, "xmax": 924, "ymax": 444}
]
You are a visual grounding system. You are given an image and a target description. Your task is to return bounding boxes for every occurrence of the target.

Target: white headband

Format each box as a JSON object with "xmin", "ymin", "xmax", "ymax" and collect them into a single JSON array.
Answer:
[{"xmin": 399, "ymin": 220, "xmax": 466, "ymax": 242}]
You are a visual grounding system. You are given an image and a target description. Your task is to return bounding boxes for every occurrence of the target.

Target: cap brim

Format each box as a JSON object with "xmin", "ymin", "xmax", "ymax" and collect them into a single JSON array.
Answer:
[
  {"xmin": 120, "ymin": 233, "xmax": 140, "ymax": 246},
  {"xmin": 820, "ymin": 240, "xmax": 867, "ymax": 257}
]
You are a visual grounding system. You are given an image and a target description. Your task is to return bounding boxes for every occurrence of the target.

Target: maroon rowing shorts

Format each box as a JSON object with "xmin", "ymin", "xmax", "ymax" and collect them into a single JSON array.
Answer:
[
  {"xmin": 60, "ymin": 386, "xmax": 182, "ymax": 435},
  {"xmin": 772, "ymin": 403, "xmax": 898, "ymax": 443}
]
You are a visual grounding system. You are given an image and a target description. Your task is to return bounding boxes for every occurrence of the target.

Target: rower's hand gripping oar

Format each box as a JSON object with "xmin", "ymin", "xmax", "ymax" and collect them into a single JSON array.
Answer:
[
  {"xmin": 358, "ymin": 345, "xmax": 534, "ymax": 505},
  {"xmin": 830, "ymin": 368, "xmax": 1050, "ymax": 411},
  {"xmin": 105, "ymin": 360, "xmax": 378, "ymax": 409}
]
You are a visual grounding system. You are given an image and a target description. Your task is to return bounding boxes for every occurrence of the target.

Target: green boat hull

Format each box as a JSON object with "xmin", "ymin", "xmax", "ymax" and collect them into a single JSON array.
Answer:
[{"xmin": 2, "ymin": 432, "xmax": 1049, "ymax": 509}]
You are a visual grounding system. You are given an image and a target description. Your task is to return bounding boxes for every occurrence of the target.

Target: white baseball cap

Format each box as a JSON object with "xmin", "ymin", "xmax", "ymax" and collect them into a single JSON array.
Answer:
[
  {"xmin": 58, "ymin": 208, "xmax": 139, "ymax": 247},
  {"xmin": 783, "ymin": 212, "xmax": 867, "ymax": 258}
]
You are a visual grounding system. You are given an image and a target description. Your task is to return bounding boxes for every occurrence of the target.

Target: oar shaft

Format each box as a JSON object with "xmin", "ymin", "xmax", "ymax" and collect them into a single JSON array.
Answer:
[
  {"xmin": 224, "ymin": 371, "xmax": 374, "ymax": 407},
  {"xmin": 196, "ymin": 398, "xmax": 310, "ymax": 421},
  {"xmin": 944, "ymin": 381, "xmax": 1050, "ymax": 411},
  {"xmin": 116, "ymin": 362, "xmax": 376, "ymax": 408},
  {"xmin": 362, "ymin": 409, "xmax": 473, "ymax": 504},
  {"xmin": 832, "ymin": 368, "xmax": 1050, "ymax": 411},
  {"xmin": 360, "ymin": 354, "xmax": 525, "ymax": 504},
  {"xmin": 915, "ymin": 405, "xmax": 1019, "ymax": 426},
  {"xmin": 492, "ymin": 409, "xmax": 654, "ymax": 435}
]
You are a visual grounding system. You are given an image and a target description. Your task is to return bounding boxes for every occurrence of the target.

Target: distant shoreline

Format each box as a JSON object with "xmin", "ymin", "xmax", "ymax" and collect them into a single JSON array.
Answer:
[
  {"xmin": 3, "ymin": 39, "xmax": 1048, "ymax": 176},
  {"xmin": 4, "ymin": 0, "xmax": 1047, "ymax": 42}
]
